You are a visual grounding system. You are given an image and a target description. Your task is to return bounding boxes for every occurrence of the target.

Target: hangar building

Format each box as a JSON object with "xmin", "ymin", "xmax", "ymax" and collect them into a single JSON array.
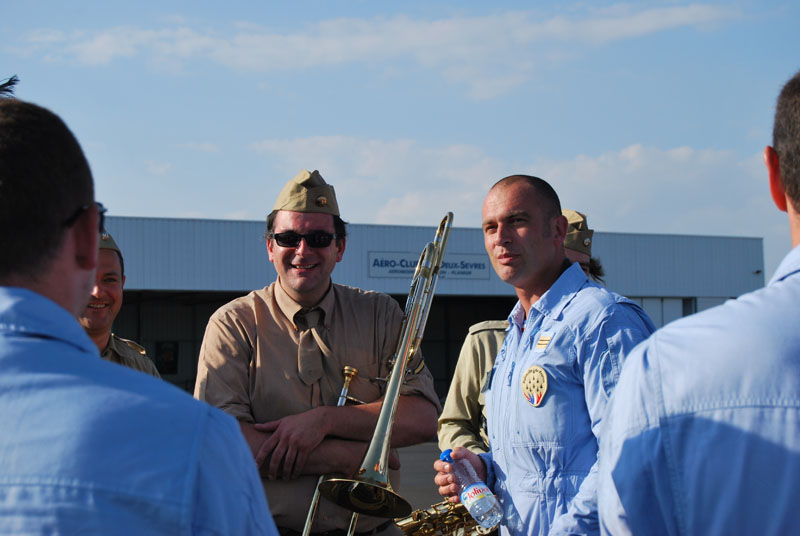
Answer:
[{"xmin": 106, "ymin": 216, "xmax": 764, "ymax": 398}]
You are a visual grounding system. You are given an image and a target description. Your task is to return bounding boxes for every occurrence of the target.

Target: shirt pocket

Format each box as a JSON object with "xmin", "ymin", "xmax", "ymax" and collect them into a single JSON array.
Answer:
[
  {"xmin": 515, "ymin": 462, "xmax": 585, "ymax": 504},
  {"xmin": 510, "ymin": 353, "xmax": 580, "ymax": 448},
  {"xmin": 516, "ymin": 449, "xmax": 548, "ymax": 497}
]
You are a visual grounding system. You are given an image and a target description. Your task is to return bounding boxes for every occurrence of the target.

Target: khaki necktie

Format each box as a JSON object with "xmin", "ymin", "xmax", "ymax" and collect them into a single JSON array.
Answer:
[{"xmin": 296, "ymin": 308, "xmax": 329, "ymax": 385}]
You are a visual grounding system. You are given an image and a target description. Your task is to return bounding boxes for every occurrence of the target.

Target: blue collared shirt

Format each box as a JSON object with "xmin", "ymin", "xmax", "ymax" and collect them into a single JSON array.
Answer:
[
  {"xmin": 0, "ymin": 287, "xmax": 278, "ymax": 535},
  {"xmin": 481, "ymin": 263, "xmax": 655, "ymax": 536},
  {"xmin": 598, "ymin": 245, "xmax": 800, "ymax": 535}
]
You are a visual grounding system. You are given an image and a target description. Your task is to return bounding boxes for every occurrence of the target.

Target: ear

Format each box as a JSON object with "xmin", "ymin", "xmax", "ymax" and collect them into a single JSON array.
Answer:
[
  {"xmin": 553, "ymin": 213, "xmax": 568, "ymax": 245},
  {"xmin": 74, "ymin": 206, "xmax": 99, "ymax": 270},
  {"xmin": 267, "ymin": 237, "xmax": 275, "ymax": 263},
  {"xmin": 765, "ymin": 146, "xmax": 788, "ymax": 212},
  {"xmin": 335, "ymin": 237, "xmax": 346, "ymax": 262}
]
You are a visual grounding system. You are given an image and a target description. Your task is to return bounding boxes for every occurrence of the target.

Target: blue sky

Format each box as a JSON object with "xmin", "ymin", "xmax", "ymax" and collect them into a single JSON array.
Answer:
[{"xmin": 3, "ymin": 1, "xmax": 798, "ymax": 277}]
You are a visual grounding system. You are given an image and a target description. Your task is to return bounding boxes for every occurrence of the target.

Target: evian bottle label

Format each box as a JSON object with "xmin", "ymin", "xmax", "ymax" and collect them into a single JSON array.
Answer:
[{"xmin": 460, "ymin": 482, "xmax": 491, "ymax": 509}]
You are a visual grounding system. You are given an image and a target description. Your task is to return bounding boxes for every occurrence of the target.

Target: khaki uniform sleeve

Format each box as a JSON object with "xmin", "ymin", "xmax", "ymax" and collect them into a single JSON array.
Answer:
[
  {"xmin": 135, "ymin": 351, "xmax": 161, "ymax": 379},
  {"xmin": 123, "ymin": 339, "xmax": 160, "ymax": 379},
  {"xmin": 194, "ymin": 304, "xmax": 256, "ymax": 423},
  {"xmin": 438, "ymin": 321, "xmax": 507, "ymax": 453},
  {"xmin": 105, "ymin": 336, "xmax": 161, "ymax": 379}
]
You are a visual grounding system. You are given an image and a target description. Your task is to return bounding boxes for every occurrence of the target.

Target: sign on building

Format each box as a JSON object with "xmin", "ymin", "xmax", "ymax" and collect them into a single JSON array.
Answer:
[{"xmin": 368, "ymin": 252, "xmax": 490, "ymax": 280}]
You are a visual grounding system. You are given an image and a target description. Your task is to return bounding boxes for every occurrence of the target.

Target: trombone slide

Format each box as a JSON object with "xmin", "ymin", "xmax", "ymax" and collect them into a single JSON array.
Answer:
[{"xmin": 318, "ymin": 212, "xmax": 453, "ymax": 519}]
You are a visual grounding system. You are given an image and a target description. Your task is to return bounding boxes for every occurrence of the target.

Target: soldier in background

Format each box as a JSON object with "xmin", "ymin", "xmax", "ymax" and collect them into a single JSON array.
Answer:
[
  {"xmin": 562, "ymin": 209, "xmax": 605, "ymax": 284},
  {"xmin": 438, "ymin": 209, "xmax": 603, "ymax": 454},
  {"xmin": 79, "ymin": 232, "xmax": 160, "ymax": 377}
]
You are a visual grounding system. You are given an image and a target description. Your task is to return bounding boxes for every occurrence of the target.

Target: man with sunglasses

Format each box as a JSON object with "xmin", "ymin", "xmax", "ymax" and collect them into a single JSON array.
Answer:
[
  {"xmin": 195, "ymin": 169, "xmax": 440, "ymax": 535},
  {"xmin": 0, "ymin": 100, "xmax": 277, "ymax": 534}
]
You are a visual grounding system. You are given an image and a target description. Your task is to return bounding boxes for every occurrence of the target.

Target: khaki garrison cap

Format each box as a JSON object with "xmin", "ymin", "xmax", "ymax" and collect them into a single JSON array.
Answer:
[
  {"xmin": 99, "ymin": 231, "xmax": 122, "ymax": 256},
  {"xmin": 563, "ymin": 209, "xmax": 593, "ymax": 256},
  {"xmin": 273, "ymin": 169, "xmax": 340, "ymax": 216}
]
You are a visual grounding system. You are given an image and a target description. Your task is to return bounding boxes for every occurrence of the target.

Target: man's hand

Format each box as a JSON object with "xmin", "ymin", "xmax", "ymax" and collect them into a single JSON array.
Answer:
[
  {"xmin": 254, "ymin": 407, "xmax": 329, "ymax": 480},
  {"xmin": 241, "ymin": 423, "xmax": 401, "ymax": 479},
  {"xmin": 433, "ymin": 447, "xmax": 485, "ymax": 503}
]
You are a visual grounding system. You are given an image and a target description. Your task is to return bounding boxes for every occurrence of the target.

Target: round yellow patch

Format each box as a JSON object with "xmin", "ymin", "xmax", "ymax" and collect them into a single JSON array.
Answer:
[{"xmin": 521, "ymin": 365, "xmax": 548, "ymax": 407}]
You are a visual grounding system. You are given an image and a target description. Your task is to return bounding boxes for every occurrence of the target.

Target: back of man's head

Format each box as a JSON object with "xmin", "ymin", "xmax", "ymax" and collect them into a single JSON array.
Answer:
[
  {"xmin": 773, "ymin": 70, "xmax": 800, "ymax": 213},
  {"xmin": 0, "ymin": 100, "xmax": 94, "ymax": 281}
]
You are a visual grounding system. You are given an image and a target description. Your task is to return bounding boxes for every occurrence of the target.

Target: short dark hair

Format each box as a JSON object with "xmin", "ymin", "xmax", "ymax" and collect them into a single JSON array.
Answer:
[
  {"xmin": 0, "ymin": 100, "xmax": 94, "ymax": 279},
  {"xmin": 588, "ymin": 257, "xmax": 605, "ymax": 284},
  {"xmin": 773, "ymin": 70, "xmax": 800, "ymax": 212},
  {"xmin": 265, "ymin": 210, "xmax": 348, "ymax": 242},
  {"xmin": 492, "ymin": 174, "xmax": 562, "ymax": 224}
]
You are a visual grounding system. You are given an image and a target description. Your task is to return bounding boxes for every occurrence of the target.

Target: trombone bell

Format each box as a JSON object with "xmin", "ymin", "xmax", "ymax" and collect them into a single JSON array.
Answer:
[{"xmin": 317, "ymin": 478, "xmax": 411, "ymax": 518}]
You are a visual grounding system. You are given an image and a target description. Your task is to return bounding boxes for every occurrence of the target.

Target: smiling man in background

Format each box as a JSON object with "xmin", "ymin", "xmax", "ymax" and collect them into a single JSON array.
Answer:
[{"xmin": 79, "ymin": 232, "xmax": 160, "ymax": 377}]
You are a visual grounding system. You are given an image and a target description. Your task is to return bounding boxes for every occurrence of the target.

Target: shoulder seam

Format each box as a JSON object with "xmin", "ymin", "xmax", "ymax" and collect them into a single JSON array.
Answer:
[
  {"xmin": 116, "ymin": 336, "xmax": 147, "ymax": 355},
  {"xmin": 468, "ymin": 320, "xmax": 508, "ymax": 334}
]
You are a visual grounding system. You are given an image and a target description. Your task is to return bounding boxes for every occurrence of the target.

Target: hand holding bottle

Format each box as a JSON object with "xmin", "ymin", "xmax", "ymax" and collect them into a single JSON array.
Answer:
[{"xmin": 434, "ymin": 447, "xmax": 502, "ymax": 529}]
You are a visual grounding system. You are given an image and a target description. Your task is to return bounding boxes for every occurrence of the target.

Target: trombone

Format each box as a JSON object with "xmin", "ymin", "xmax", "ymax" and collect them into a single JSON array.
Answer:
[
  {"xmin": 303, "ymin": 366, "xmax": 360, "ymax": 536},
  {"xmin": 317, "ymin": 212, "xmax": 453, "ymax": 525}
]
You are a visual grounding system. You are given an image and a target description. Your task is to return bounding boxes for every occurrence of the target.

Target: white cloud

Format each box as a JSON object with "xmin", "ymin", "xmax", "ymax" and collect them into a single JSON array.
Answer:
[
  {"xmin": 251, "ymin": 136, "xmax": 754, "ymax": 232},
  {"xmin": 145, "ymin": 160, "xmax": 172, "ymax": 175},
  {"xmin": 69, "ymin": 27, "xmax": 156, "ymax": 64},
  {"xmin": 251, "ymin": 135, "xmax": 503, "ymax": 226},
  {"xmin": 528, "ymin": 143, "xmax": 788, "ymax": 276},
  {"xmin": 16, "ymin": 4, "xmax": 738, "ymax": 98},
  {"xmin": 528, "ymin": 144, "xmax": 757, "ymax": 233},
  {"xmin": 561, "ymin": 4, "xmax": 735, "ymax": 44},
  {"xmin": 179, "ymin": 142, "xmax": 220, "ymax": 153},
  {"xmin": 26, "ymin": 28, "xmax": 66, "ymax": 44},
  {"xmin": 250, "ymin": 135, "xmax": 787, "ymax": 273}
]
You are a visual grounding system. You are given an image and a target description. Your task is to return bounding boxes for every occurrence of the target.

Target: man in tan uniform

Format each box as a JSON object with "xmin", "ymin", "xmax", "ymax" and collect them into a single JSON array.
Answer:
[
  {"xmin": 561, "ymin": 209, "xmax": 605, "ymax": 284},
  {"xmin": 437, "ymin": 209, "xmax": 602, "ymax": 453},
  {"xmin": 79, "ymin": 232, "xmax": 160, "ymax": 377},
  {"xmin": 195, "ymin": 170, "xmax": 440, "ymax": 535}
]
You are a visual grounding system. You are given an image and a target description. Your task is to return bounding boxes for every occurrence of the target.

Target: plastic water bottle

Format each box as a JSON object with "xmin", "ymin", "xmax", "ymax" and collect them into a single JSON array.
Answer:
[{"xmin": 440, "ymin": 448, "xmax": 502, "ymax": 529}]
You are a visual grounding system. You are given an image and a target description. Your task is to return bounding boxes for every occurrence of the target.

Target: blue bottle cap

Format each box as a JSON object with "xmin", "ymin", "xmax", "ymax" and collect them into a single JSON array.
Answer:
[{"xmin": 440, "ymin": 449, "xmax": 453, "ymax": 463}]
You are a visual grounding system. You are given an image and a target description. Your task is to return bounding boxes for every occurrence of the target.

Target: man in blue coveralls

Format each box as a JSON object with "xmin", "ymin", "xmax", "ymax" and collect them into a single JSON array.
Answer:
[
  {"xmin": 597, "ymin": 72, "xmax": 800, "ymax": 535},
  {"xmin": 434, "ymin": 175, "xmax": 654, "ymax": 535}
]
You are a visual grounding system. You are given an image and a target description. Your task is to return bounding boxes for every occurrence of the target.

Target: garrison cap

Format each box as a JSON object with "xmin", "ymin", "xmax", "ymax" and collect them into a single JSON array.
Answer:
[
  {"xmin": 273, "ymin": 169, "xmax": 340, "ymax": 216},
  {"xmin": 99, "ymin": 231, "xmax": 122, "ymax": 256},
  {"xmin": 563, "ymin": 209, "xmax": 593, "ymax": 256}
]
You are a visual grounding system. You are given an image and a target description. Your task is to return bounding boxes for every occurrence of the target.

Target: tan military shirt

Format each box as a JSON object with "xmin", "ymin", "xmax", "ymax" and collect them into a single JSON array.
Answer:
[
  {"xmin": 437, "ymin": 320, "xmax": 507, "ymax": 454},
  {"xmin": 102, "ymin": 334, "xmax": 160, "ymax": 378},
  {"xmin": 195, "ymin": 281, "xmax": 440, "ymax": 532}
]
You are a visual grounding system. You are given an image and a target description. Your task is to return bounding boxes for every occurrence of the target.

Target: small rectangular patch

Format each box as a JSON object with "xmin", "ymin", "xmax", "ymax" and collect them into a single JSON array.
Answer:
[{"xmin": 535, "ymin": 334, "xmax": 552, "ymax": 351}]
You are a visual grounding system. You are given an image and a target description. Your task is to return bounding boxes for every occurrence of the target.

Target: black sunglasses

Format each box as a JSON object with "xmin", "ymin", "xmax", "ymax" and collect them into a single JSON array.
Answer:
[
  {"xmin": 62, "ymin": 201, "xmax": 107, "ymax": 233},
  {"xmin": 271, "ymin": 230, "xmax": 340, "ymax": 248}
]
